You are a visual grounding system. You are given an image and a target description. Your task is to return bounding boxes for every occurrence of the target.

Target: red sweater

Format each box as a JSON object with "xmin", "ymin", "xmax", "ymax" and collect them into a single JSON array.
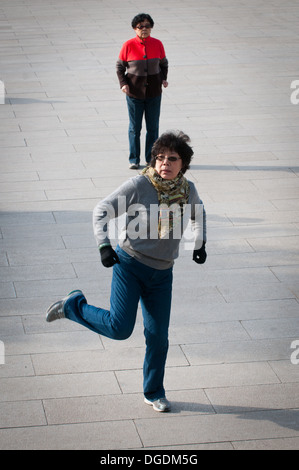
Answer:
[{"xmin": 116, "ymin": 36, "xmax": 168, "ymax": 99}]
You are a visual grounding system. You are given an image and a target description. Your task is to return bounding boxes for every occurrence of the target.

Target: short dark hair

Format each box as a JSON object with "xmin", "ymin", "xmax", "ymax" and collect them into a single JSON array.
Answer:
[
  {"xmin": 131, "ymin": 13, "xmax": 154, "ymax": 29},
  {"xmin": 150, "ymin": 131, "xmax": 194, "ymax": 174}
]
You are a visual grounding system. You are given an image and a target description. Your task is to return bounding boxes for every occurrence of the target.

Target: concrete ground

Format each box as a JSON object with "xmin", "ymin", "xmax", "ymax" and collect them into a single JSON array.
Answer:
[{"xmin": 0, "ymin": 0, "xmax": 299, "ymax": 451}]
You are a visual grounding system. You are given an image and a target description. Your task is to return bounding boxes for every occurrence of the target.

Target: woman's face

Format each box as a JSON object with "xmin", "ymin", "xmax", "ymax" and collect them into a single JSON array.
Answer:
[
  {"xmin": 154, "ymin": 149, "xmax": 183, "ymax": 180},
  {"xmin": 134, "ymin": 21, "xmax": 152, "ymax": 40}
]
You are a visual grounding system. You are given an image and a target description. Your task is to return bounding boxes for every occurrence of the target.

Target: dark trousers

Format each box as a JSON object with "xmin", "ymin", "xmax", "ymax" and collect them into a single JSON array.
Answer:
[
  {"xmin": 126, "ymin": 94, "xmax": 162, "ymax": 164},
  {"xmin": 64, "ymin": 246, "xmax": 173, "ymax": 401}
]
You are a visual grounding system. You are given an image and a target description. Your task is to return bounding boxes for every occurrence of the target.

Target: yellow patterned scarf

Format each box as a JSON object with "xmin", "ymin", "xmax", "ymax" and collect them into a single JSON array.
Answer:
[{"xmin": 142, "ymin": 167, "xmax": 190, "ymax": 238}]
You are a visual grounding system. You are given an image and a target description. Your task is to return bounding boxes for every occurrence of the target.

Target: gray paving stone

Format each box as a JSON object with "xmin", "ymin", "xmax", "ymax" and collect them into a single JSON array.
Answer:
[
  {"xmin": 31, "ymin": 344, "xmax": 187, "ymax": 375},
  {"xmin": 205, "ymin": 383, "xmax": 299, "ymax": 413},
  {"xmin": 181, "ymin": 338, "xmax": 294, "ymax": 365},
  {"xmin": 116, "ymin": 362, "xmax": 280, "ymax": 394},
  {"xmin": 0, "ymin": 296, "xmax": 63, "ymax": 317},
  {"xmin": 218, "ymin": 283, "xmax": 296, "ymax": 303},
  {"xmin": 241, "ymin": 318, "xmax": 299, "ymax": 340},
  {"xmin": 0, "ymin": 400, "xmax": 46, "ymax": 428},
  {"xmin": 4, "ymin": 330, "xmax": 103, "ymax": 355},
  {"xmin": 0, "ymin": 420, "xmax": 141, "ymax": 450},
  {"xmin": 43, "ymin": 389, "xmax": 214, "ymax": 426},
  {"xmin": 0, "ymin": 316, "xmax": 24, "ymax": 336},
  {"xmin": 169, "ymin": 321, "xmax": 250, "ymax": 345},
  {"xmin": 135, "ymin": 410, "xmax": 299, "ymax": 448},
  {"xmin": 0, "ymin": 354, "xmax": 34, "ymax": 378},
  {"xmin": 0, "ymin": 371, "xmax": 119, "ymax": 402},
  {"xmin": 0, "ymin": 264, "xmax": 76, "ymax": 282},
  {"xmin": 233, "ymin": 437, "xmax": 299, "ymax": 451},
  {"xmin": 171, "ymin": 298, "xmax": 299, "ymax": 323},
  {"xmin": 0, "ymin": 235, "xmax": 65, "ymax": 251},
  {"xmin": 269, "ymin": 360, "xmax": 299, "ymax": 384},
  {"xmin": 0, "ymin": 282, "xmax": 15, "ymax": 299}
]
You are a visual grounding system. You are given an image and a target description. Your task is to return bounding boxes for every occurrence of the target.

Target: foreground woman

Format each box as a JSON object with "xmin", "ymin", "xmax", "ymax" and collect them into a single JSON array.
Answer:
[{"xmin": 46, "ymin": 131, "xmax": 207, "ymax": 412}]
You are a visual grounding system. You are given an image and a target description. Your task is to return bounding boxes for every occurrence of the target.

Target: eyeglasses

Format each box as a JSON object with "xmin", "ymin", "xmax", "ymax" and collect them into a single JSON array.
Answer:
[
  {"xmin": 155, "ymin": 155, "xmax": 181, "ymax": 162},
  {"xmin": 136, "ymin": 24, "xmax": 152, "ymax": 29}
]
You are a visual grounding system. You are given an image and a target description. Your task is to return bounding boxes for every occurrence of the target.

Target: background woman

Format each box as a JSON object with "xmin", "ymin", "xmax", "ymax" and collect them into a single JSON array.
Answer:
[{"xmin": 116, "ymin": 13, "xmax": 169, "ymax": 169}]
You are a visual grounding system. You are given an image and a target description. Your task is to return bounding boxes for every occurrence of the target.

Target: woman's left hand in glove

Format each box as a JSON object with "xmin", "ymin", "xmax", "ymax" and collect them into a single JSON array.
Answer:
[{"xmin": 193, "ymin": 242, "xmax": 207, "ymax": 265}]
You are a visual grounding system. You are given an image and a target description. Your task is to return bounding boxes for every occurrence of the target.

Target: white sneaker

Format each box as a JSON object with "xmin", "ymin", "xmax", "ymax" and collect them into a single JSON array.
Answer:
[
  {"xmin": 144, "ymin": 397, "xmax": 171, "ymax": 412},
  {"xmin": 129, "ymin": 163, "xmax": 140, "ymax": 170},
  {"xmin": 46, "ymin": 290, "xmax": 83, "ymax": 322}
]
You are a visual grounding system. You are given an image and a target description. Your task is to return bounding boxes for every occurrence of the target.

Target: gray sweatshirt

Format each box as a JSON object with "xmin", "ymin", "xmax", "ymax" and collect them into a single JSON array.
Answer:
[{"xmin": 93, "ymin": 175, "xmax": 206, "ymax": 270}]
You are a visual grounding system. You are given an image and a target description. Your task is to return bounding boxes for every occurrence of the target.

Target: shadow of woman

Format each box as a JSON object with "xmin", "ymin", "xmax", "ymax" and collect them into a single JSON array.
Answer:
[{"xmin": 169, "ymin": 400, "xmax": 299, "ymax": 433}]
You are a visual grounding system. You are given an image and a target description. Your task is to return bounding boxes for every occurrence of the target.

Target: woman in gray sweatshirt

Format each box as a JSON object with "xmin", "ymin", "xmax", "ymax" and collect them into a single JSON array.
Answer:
[{"xmin": 46, "ymin": 131, "xmax": 207, "ymax": 412}]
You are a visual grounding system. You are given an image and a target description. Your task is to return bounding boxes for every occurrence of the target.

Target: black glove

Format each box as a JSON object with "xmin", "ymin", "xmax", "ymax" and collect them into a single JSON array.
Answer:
[
  {"xmin": 100, "ymin": 245, "xmax": 120, "ymax": 268},
  {"xmin": 193, "ymin": 242, "xmax": 207, "ymax": 265}
]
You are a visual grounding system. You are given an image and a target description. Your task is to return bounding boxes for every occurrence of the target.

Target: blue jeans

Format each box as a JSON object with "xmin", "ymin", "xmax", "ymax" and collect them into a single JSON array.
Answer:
[
  {"xmin": 126, "ymin": 95, "xmax": 162, "ymax": 165},
  {"xmin": 64, "ymin": 246, "xmax": 173, "ymax": 401}
]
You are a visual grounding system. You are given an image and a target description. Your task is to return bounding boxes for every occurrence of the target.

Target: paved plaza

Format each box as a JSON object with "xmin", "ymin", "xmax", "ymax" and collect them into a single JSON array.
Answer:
[{"xmin": 0, "ymin": 0, "xmax": 299, "ymax": 450}]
